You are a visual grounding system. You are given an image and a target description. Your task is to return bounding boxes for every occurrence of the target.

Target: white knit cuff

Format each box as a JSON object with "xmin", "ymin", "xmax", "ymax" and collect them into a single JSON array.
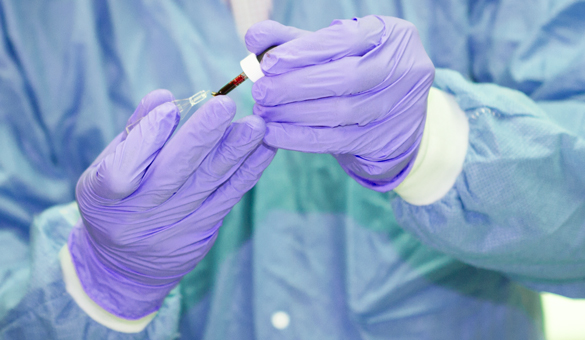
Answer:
[
  {"xmin": 59, "ymin": 245, "xmax": 157, "ymax": 333},
  {"xmin": 394, "ymin": 87, "xmax": 469, "ymax": 205}
]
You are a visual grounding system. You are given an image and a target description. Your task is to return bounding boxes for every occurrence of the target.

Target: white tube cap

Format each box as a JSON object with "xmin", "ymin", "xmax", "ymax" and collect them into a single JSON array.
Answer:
[{"xmin": 240, "ymin": 53, "xmax": 265, "ymax": 82}]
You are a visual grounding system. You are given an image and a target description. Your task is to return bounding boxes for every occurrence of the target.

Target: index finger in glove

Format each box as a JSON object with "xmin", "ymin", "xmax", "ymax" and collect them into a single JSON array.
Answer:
[
  {"xmin": 124, "ymin": 90, "xmax": 176, "ymax": 139},
  {"xmin": 259, "ymin": 15, "xmax": 385, "ymax": 75},
  {"xmin": 262, "ymin": 119, "xmax": 424, "ymax": 156},
  {"xmin": 135, "ymin": 96, "xmax": 237, "ymax": 206},
  {"xmin": 245, "ymin": 20, "xmax": 310, "ymax": 55}
]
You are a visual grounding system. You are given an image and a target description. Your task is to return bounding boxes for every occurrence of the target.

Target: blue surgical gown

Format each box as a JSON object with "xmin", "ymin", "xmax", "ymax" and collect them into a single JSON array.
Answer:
[{"xmin": 1, "ymin": 0, "xmax": 585, "ymax": 339}]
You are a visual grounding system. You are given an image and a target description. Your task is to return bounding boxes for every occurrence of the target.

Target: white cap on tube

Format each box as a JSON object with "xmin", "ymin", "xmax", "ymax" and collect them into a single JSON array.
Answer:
[{"xmin": 240, "ymin": 53, "xmax": 265, "ymax": 82}]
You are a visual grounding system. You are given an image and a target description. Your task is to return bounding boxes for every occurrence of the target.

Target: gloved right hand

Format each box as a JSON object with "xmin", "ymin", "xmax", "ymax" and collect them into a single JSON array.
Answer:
[
  {"xmin": 247, "ymin": 16, "xmax": 434, "ymax": 192},
  {"xmin": 68, "ymin": 89, "xmax": 275, "ymax": 320}
]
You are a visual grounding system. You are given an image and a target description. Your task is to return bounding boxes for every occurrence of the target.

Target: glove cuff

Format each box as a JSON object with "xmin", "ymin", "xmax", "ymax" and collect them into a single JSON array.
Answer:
[
  {"xmin": 59, "ymin": 244, "xmax": 157, "ymax": 332},
  {"xmin": 394, "ymin": 87, "xmax": 469, "ymax": 205},
  {"xmin": 67, "ymin": 219, "xmax": 177, "ymax": 320},
  {"xmin": 335, "ymin": 147, "xmax": 419, "ymax": 192},
  {"xmin": 337, "ymin": 87, "xmax": 468, "ymax": 197}
]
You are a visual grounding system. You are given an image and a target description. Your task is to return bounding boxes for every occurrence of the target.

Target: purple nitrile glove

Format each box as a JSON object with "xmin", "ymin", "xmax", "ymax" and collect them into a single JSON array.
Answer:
[
  {"xmin": 246, "ymin": 16, "xmax": 435, "ymax": 192},
  {"xmin": 68, "ymin": 89, "xmax": 276, "ymax": 319}
]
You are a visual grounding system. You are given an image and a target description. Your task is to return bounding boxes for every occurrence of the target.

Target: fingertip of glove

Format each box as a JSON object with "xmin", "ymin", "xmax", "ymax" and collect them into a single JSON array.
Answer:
[
  {"xmin": 153, "ymin": 102, "xmax": 180, "ymax": 122},
  {"xmin": 252, "ymin": 81, "xmax": 267, "ymax": 103},
  {"xmin": 240, "ymin": 115, "xmax": 266, "ymax": 135},
  {"xmin": 252, "ymin": 103, "xmax": 267, "ymax": 118},
  {"xmin": 226, "ymin": 116, "xmax": 266, "ymax": 145},
  {"xmin": 206, "ymin": 96, "xmax": 237, "ymax": 123},
  {"xmin": 261, "ymin": 123, "xmax": 279, "ymax": 148},
  {"xmin": 259, "ymin": 53, "xmax": 278, "ymax": 73},
  {"xmin": 131, "ymin": 89, "xmax": 176, "ymax": 124},
  {"xmin": 245, "ymin": 20, "xmax": 277, "ymax": 54},
  {"xmin": 212, "ymin": 95, "xmax": 237, "ymax": 113},
  {"xmin": 143, "ymin": 89, "xmax": 176, "ymax": 106}
]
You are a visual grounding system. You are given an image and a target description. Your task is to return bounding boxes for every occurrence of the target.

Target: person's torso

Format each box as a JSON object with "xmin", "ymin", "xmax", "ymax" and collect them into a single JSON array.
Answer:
[{"xmin": 2, "ymin": 0, "xmax": 553, "ymax": 338}]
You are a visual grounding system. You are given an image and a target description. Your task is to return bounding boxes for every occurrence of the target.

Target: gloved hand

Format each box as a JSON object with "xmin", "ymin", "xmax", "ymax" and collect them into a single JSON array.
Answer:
[
  {"xmin": 246, "ymin": 15, "xmax": 434, "ymax": 191},
  {"xmin": 68, "ymin": 89, "xmax": 276, "ymax": 319}
]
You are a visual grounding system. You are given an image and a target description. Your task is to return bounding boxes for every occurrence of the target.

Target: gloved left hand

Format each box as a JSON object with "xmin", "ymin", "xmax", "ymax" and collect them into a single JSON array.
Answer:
[
  {"xmin": 246, "ymin": 15, "xmax": 435, "ymax": 191},
  {"xmin": 68, "ymin": 90, "xmax": 275, "ymax": 320}
]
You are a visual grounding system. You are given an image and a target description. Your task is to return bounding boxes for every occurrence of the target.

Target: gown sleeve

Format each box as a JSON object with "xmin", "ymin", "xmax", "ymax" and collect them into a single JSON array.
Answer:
[
  {"xmin": 0, "ymin": 3, "xmax": 181, "ymax": 337},
  {"xmin": 0, "ymin": 203, "xmax": 182, "ymax": 339},
  {"xmin": 391, "ymin": 2, "xmax": 585, "ymax": 297}
]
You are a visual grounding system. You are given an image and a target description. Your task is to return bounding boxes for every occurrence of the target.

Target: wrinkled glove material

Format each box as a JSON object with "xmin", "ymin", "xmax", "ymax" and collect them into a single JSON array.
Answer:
[
  {"xmin": 69, "ymin": 90, "xmax": 274, "ymax": 319},
  {"xmin": 247, "ymin": 15, "xmax": 435, "ymax": 191}
]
